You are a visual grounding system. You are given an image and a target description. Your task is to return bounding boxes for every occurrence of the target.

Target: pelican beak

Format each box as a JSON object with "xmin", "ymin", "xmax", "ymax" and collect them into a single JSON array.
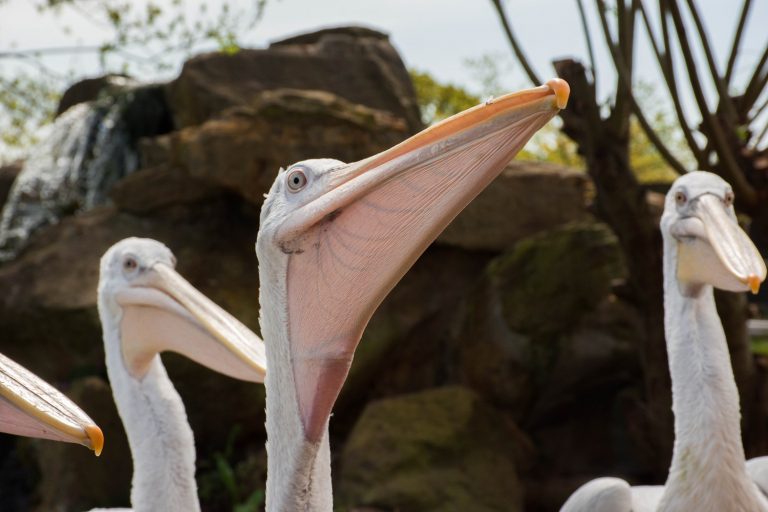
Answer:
[
  {"xmin": 0, "ymin": 353, "xmax": 103, "ymax": 455},
  {"xmin": 673, "ymin": 194, "xmax": 767, "ymax": 293},
  {"xmin": 279, "ymin": 79, "xmax": 569, "ymax": 441},
  {"xmin": 115, "ymin": 263, "xmax": 266, "ymax": 382}
]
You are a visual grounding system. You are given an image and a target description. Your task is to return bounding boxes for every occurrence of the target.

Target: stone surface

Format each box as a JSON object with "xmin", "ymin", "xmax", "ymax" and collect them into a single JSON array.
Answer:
[
  {"xmin": 56, "ymin": 74, "xmax": 135, "ymax": 117},
  {"xmin": 438, "ymin": 162, "xmax": 593, "ymax": 251},
  {"xmin": 338, "ymin": 386, "xmax": 527, "ymax": 512},
  {"xmin": 0, "ymin": 162, "xmax": 21, "ymax": 209},
  {"xmin": 166, "ymin": 26, "xmax": 422, "ymax": 133},
  {"xmin": 139, "ymin": 89, "xmax": 408, "ymax": 205}
]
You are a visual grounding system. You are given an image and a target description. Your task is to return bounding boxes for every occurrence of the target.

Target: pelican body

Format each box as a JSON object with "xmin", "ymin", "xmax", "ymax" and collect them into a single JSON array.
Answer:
[
  {"xmin": 94, "ymin": 238, "xmax": 266, "ymax": 512},
  {"xmin": 257, "ymin": 80, "xmax": 569, "ymax": 511},
  {"xmin": 560, "ymin": 171, "xmax": 768, "ymax": 511}
]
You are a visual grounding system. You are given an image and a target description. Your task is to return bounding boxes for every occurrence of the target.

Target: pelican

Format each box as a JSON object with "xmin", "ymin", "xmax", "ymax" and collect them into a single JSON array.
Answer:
[
  {"xmin": 560, "ymin": 171, "xmax": 768, "ymax": 511},
  {"xmin": 256, "ymin": 79, "xmax": 569, "ymax": 510},
  {"xmin": 92, "ymin": 238, "xmax": 266, "ymax": 511},
  {"xmin": 0, "ymin": 351, "xmax": 102, "ymax": 453}
]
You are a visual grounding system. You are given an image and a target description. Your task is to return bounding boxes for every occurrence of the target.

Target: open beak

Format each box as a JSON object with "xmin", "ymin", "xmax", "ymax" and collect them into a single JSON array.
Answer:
[
  {"xmin": 0, "ymin": 353, "xmax": 103, "ymax": 455},
  {"xmin": 281, "ymin": 79, "xmax": 569, "ymax": 441},
  {"xmin": 115, "ymin": 263, "xmax": 266, "ymax": 382},
  {"xmin": 674, "ymin": 194, "xmax": 767, "ymax": 293}
]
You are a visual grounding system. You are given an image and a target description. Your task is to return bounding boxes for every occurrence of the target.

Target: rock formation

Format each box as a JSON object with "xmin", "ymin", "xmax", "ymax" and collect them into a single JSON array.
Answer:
[{"xmin": 0, "ymin": 27, "xmax": 653, "ymax": 512}]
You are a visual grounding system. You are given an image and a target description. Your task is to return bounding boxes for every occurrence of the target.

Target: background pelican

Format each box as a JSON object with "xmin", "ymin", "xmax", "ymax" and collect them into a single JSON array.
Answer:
[
  {"xmin": 560, "ymin": 171, "xmax": 768, "ymax": 511},
  {"xmin": 0, "ymin": 351, "xmax": 102, "ymax": 454},
  {"xmin": 256, "ymin": 80, "xmax": 568, "ymax": 511},
  {"xmin": 91, "ymin": 238, "xmax": 266, "ymax": 512}
]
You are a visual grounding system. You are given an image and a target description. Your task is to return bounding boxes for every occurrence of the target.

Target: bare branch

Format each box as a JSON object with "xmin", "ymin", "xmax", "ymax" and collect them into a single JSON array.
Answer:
[
  {"xmin": 575, "ymin": 0, "xmax": 598, "ymax": 82},
  {"xmin": 740, "ymin": 45, "xmax": 768, "ymax": 116},
  {"xmin": 682, "ymin": 0, "xmax": 738, "ymax": 125},
  {"xmin": 594, "ymin": 0, "xmax": 688, "ymax": 174},
  {"xmin": 725, "ymin": 0, "xmax": 753, "ymax": 85},
  {"xmin": 666, "ymin": 0, "xmax": 757, "ymax": 206},
  {"xmin": 637, "ymin": 0, "xmax": 704, "ymax": 165},
  {"xmin": 489, "ymin": 0, "xmax": 542, "ymax": 85}
]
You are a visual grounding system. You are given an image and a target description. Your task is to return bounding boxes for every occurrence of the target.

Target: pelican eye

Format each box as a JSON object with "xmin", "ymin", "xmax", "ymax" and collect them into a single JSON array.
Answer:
[
  {"xmin": 675, "ymin": 191, "xmax": 687, "ymax": 206},
  {"xmin": 724, "ymin": 190, "xmax": 734, "ymax": 206},
  {"xmin": 286, "ymin": 168, "xmax": 308, "ymax": 192},
  {"xmin": 123, "ymin": 256, "xmax": 138, "ymax": 272}
]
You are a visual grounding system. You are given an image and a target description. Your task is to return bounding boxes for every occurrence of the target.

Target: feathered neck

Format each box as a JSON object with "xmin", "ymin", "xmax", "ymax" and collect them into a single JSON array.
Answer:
[
  {"xmin": 258, "ymin": 242, "xmax": 334, "ymax": 512},
  {"xmin": 99, "ymin": 306, "xmax": 201, "ymax": 512},
  {"xmin": 659, "ymin": 242, "xmax": 766, "ymax": 511}
]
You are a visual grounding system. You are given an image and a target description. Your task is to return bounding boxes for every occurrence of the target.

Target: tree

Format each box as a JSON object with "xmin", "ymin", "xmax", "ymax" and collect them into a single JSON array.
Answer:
[{"xmin": 490, "ymin": 0, "xmax": 768, "ymax": 475}]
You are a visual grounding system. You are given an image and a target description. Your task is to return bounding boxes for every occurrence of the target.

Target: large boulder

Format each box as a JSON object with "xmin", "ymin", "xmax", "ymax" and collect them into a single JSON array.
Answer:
[
  {"xmin": 438, "ymin": 162, "xmax": 592, "ymax": 251},
  {"xmin": 137, "ymin": 89, "xmax": 408, "ymax": 205},
  {"xmin": 167, "ymin": 26, "xmax": 422, "ymax": 133},
  {"xmin": 337, "ymin": 386, "xmax": 528, "ymax": 512}
]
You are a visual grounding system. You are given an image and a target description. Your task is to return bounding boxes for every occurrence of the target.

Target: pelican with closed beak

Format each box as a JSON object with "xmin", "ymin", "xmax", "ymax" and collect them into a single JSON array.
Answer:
[
  {"xmin": 560, "ymin": 171, "xmax": 768, "ymax": 511},
  {"xmin": 92, "ymin": 238, "xmax": 266, "ymax": 511}
]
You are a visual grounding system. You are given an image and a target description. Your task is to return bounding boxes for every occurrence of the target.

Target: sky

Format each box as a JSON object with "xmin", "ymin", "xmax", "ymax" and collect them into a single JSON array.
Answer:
[{"xmin": 0, "ymin": 0, "xmax": 766, "ymax": 157}]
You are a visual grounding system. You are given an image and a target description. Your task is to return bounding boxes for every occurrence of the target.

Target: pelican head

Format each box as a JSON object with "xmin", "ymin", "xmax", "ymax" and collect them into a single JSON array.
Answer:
[
  {"xmin": 0, "ymin": 353, "xmax": 103, "ymax": 454},
  {"xmin": 661, "ymin": 171, "xmax": 766, "ymax": 295},
  {"xmin": 257, "ymin": 79, "xmax": 570, "ymax": 442},
  {"xmin": 98, "ymin": 238, "xmax": 266, "ymax": 383}
]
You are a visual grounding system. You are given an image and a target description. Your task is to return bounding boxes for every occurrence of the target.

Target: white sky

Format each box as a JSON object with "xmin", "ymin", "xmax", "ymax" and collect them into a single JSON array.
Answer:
[{"xmin": 0, "ymin": 0, "xmax": 766, "ymax": 158}]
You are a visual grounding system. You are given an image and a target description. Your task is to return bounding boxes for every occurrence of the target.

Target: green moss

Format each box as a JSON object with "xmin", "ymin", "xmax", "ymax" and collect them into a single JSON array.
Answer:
[
  {"xmin": 338, "ymin": 387, "xmax": 523, "ymax": 512},
  {"xmin": 489, "ymin": 222, "xmax": 626, "ymax": 340}
]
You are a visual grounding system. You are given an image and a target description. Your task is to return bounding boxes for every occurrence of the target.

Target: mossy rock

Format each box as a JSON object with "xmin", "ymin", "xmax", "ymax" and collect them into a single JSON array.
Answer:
[
  {"xmin": 337, "ymin": 386, "xmax": 525, "ymax": 512},
  {"xmin": 488, "ymin": 222, "xmax": 626, "ymax": 340}
]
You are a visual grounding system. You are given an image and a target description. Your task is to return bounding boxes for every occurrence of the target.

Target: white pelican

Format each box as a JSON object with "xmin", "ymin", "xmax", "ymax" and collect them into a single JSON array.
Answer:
[
  {"xmin": 92, "ymin": 238, "xmax": 266, "ymax": 511},
  {"xmin": 560, "ymin": 171, "xmax": 768, "ymax": 511},
  {"xmin": 256, "ymin": 80, "xmax": 569, "ymax": 511},
  {"xmin": 0, "ymin": 352, "xmax": 102, "ymax": 453}
]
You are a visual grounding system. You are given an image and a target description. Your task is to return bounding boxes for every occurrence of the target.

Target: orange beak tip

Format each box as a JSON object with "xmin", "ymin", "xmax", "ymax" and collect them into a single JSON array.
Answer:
[
  {"xmin": 748, "ymin": 274, "xmax": 761, "ymax": 295},
  {"xmin": 86, "ymin": 424, "xmax": 104, "ymax": 456},
  {"xmin": 546, "ymin": 78, "xmax": 570, "ymax": 109}
]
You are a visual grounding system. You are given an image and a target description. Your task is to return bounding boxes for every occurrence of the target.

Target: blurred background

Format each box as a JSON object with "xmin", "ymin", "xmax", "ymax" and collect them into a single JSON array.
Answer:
[{"xmin": 0, "ymin": 0, "xmax": 766, "ymax": 510}]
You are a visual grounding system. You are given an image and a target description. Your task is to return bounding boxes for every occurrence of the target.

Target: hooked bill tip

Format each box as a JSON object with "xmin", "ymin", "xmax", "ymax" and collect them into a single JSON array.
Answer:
[
  {"xmin": 546, "ymin": 78, "xmax": 570, "ymax": 109},
  {"xmin": 748, "ymin": 274, "xmax": 761, "ymax": 295},
  {"xmin": 85, "ymin": 424, "xmax": 104, "ymax": 456}
]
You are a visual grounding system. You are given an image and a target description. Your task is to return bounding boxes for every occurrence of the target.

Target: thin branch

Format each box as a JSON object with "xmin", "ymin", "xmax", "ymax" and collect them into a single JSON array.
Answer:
[
  {"xmin": 750, "ymin": 94, "xmax": 768, "ymax": 124},
  {"xmin": 740, "ymin": 45, "xmax": 768, "ymax": 116},
  {"xmin": 0, "ymin": 45, "xmax": 103, "ymax": 58},
  {"xmin": 666, "ymin": 0, "xmax": 757, "ymax": 206},
  {"xmin": 594, "ymin": 0, "xmax": 687, "ymax": 174},
  {"xmin": 637, "ymin": 0, "xmax": 704, "ymax": 165},
  {"xmin": 682, "ymin": 0, "xmax": 739, "ymax": 125},
  {"xmin": 754, "ymin": 121, "xmax": 768, "ymax": 150},
  {"xmin": 576, "ymin": 0, "xmax": 598, "ymax": 82},
  {"xmin": 725, "ymin": 0, "xmax": 753, "ymax": 85},
  {"xmin": 489, "ymin": 0, "xmax": 542, "ymax": 85}
]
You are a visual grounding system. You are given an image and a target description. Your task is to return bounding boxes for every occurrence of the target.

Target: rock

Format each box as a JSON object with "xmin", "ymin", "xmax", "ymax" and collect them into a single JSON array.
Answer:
[
  {"xmin": 457, "ymin": 222, "xmax": 631, "ymax": 418},
  {"xmin": 33, "ymin": 376, "xmax": 132, "ymax": 511},
  {"xmin": 56, "ymin": 74, "xmax": 135, "ymax": 117},
  {"xmin": 0, "ymin": 162, "xmax": 21, "ymax": 209},
  {"xmin": 167, "ymin": 27, "xmax": 422, "ymax": 133},
  {"xmin": 437, "ymin": 161, "xmax": 592, "ymax": 251},
  {"xmin": 139, "ymin": 89, "xmax": 408, "ymax": 205},
  {"xmin": 337, "ymin": 386, "xmax": 527, "ymax": 512}
]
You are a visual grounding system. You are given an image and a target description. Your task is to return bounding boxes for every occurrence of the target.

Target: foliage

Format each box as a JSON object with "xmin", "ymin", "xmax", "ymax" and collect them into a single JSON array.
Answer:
[
  {"xmin": 198, "ymin": 424, "xmax": 264, "ymax": 512},
  {"xmin": 0, "ymin": 0, "xmax": 266, "ymax": 161},
  {"xmin": 409, "ymin": 69, "xmax": 481, "ymax": 125}
]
